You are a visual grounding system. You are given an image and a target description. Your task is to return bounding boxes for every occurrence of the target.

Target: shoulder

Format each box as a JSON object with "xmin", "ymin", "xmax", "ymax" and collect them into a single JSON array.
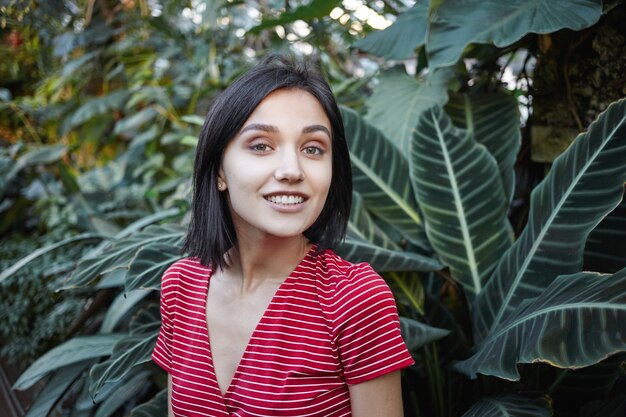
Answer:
[
  {"xmin": 316, "ymin": 249, "xmax": 393, "ymax": 308},
  {"xmin": 317, "ymin": 248, "xmax": 388, "ymax": 290},
  {"xmin": 160, "ymin": 257, "xmax": 211, "ymax": 294}
]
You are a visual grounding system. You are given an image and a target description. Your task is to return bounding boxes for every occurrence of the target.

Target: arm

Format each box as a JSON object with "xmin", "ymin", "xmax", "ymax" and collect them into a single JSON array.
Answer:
[
  {"xmin": 167, "ymin": 374, "xmax": 174, "ymax": 417},
  {"xmin": 348, "ymin": 370, "xmax": 404, "ymax": 417}
]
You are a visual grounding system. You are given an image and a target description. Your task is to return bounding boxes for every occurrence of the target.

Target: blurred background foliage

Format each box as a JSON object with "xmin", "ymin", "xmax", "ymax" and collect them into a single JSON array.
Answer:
[{"xmin": 1, "ymin": 0, "xmax": 626, "ymax": 416}]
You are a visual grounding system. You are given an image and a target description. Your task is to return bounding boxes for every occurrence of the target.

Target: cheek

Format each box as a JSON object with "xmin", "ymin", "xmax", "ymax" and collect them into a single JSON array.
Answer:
[{"xmin": 315, "ymin": 162, "xmax": 333, "ymax": 203}]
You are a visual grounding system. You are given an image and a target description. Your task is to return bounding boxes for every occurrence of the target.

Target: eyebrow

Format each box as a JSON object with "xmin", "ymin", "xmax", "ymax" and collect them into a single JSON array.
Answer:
[
  {"xmin": 240, "ymin": 123, "xmax": 331, "ymax": 138},
  {"xmin": 303, "ymin": 124, "xmax": 331, "ymax": 138}
]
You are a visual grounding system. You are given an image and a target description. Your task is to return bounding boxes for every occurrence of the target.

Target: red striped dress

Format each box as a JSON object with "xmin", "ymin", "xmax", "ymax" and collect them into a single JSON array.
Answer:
[{"xmin": 152, "ymin": 246, "xmax": 414, "ymax": 416}]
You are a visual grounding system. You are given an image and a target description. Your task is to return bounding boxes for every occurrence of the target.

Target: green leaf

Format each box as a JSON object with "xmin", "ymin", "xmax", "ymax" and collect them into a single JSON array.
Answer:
[
  {"xmin": 461, "ymin": 395, "xmax": 552, "ymax": 417},
  {"xmin": 348, "ymin": 191, "xmax": 400, "ymax": 251},
  {"xmin": 94, "ymin": 370, "xmax": 152, "ymax": 417},
  {"xmin": 1, "ymin": 144, "xmax": 68, "ymax": 193},
  {"xmin": 181, "ymin": 135, "xmax": 199, "ymax": 146},
  {"xmin": 474, "ymin": 98, "xmax": 626, "ymax": 342},
  {"xmin": 16, "ymin": 144, "xmax": 68, "ymax": 166},
  {"xmin": 101, "ymin": 290, "xmax": 151, "ymax": 333},
  {"xmin": 456, "ymin": 268, "xmax": 626, "ymax": 380},
  {"xmin": 67, "ymin": 90, "xmax": 128, "ymax": 129},
  {"xmin": 14, "ymin": 334, "xmax": 124, "ymax": 391},
  {"xmin": 388, "ymin": 271, "xmax": 425, "ymax": 315},
  {"xmin": 410, "ymin": 106, "xmax": 513, "ymax": 298},
  {"xmin": 446, "ymin": 90, "xmax": 521, "ymax": 204},
  {"xmin": 0, "ymin": 233, "xmax": 104, "ymax": 284},
  {"xmin": 64, "ymin": 224, "xmax": 185, "ymax": 288},
  {"xmin": 180, "ymin": 114, "xmax": 205, "ymax": 125},
  {"xmin": 113, "ymin": 107, "xmax": 159, "ymax": 135},
  {"xmin": 341, "ymin": 106, "xmax": 425, "ymax": 246},
  {"xmin": 115, "ymin": 208, "xmax": 181, "ymax": 240},
  {"xmin": 427, "ymin": 0, "xmax": 603, "ymax": 69},
  {"xmin": 337, "ymin": 232, "xmax": 442, "ymax": 272},
  {"xmin": 399, "ymin": 316, "xmax": 450, "ymax": 351},
  {"xmin": 129, "ymin": 389, "xmax": 168, "ymax": 417},
  {"xmin": 584, "ymin": 194, "xmax": 626, "ymax": 274},
  {"xmin": 250, "ymin": 0, "xmax": 340, "ymax": 32},
  {"xmin": 353, "ymin": 1, "xmax": 428, "ymax": 60},
  {"xmin": 365, "ymin": 68, "xmax": 452, "ymax": 154},
  {"xmin": 25, "ymin": 361, "xmax": 90, "ymax": 417},
  {"xmin": 126, "ymin": 242, "xmax": 182, "ymax": 291},
  {"xmin": 89, "ymin": 324, "xmax": 160, "ymax": 397},
  {"xmin": 78, "ymin": 160, "xmax": 125, "ymax": 194}
]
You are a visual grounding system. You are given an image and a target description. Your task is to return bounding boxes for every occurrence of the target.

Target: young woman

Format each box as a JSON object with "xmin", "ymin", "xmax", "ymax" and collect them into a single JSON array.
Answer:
[{"xmin": 152, "ymin": 55, "xmax": 414, "ymax": 416}]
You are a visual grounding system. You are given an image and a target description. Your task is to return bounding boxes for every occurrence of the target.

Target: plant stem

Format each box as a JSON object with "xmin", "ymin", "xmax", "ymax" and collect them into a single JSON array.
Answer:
[
  {"xmin": 422, "ymin": 344, "xmax": 445, "ymax": 417},
  {"xmin": 547, "ymin": 369, "xmax": 570, "ymax": 395}
]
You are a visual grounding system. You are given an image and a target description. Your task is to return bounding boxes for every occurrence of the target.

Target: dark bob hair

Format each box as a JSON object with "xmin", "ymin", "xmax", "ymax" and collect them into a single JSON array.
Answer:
[{"xmin": 182, "ymin": 54, "xmax": 352, "ymax": 269}]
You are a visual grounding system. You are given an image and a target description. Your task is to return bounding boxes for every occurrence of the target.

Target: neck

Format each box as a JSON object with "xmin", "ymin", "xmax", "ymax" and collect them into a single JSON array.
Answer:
[{"xmin": 225, "ymin": 234, "xmax": 312, "ymax": 293}]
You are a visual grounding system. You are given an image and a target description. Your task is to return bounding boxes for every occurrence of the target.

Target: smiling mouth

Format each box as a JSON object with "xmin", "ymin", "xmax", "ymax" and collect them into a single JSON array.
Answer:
[{"xmin": 264, "ymin": 195, "xmax": 306, "ymax": 205}]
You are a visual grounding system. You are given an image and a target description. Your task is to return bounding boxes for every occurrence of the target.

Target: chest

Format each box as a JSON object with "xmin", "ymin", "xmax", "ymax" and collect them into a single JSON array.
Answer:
[
  {"xmin": 206, "ymin": 284, "xmax": 278, "ymax": 383},
  {"xmin": 169, "ymin": 275, "xmax": 350, "ymax": 415}
]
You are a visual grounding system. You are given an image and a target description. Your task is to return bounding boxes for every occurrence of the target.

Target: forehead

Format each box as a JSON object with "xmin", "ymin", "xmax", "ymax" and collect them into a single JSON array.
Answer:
[{"xmin": 243, "ymin": 88, "xmax": 331, "ymax": 129}]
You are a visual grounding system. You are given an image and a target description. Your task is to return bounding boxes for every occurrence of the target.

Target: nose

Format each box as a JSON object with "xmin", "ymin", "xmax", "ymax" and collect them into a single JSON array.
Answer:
[{"xmin": 274, "ymin": 148, "xmax": 304, "ymax": 183}]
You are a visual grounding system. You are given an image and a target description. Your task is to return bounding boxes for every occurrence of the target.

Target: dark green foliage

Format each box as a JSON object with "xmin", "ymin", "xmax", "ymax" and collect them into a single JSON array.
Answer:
[
  {"xmin": 0, "ymin": 233, "xmax": 84, "ymax": 365},
  {"xmin": 2, "ymin": 1, "xmax": 625, "ymax": 416}
]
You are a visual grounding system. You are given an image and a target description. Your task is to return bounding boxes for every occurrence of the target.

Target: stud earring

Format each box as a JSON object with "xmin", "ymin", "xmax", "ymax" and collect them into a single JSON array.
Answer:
[{"xmin": 217, "ymin": 181, "xmax": 224, "ymax": 190}]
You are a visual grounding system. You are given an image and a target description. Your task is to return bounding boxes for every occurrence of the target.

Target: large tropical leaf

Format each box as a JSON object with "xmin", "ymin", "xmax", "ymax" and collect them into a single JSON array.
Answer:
[
  {"xmin": 427, "ymin": 0, "xmax": 603, "ymax": 69},
  {"xmin": 94, "ymin": 370, "xmax": 152, "ymax": 417},
  {"xmin": 461, "ymin": 395, "xmax": 551, "ymax": 417},
  {"xmin": 89, "ymin": 306, "xmax": 160, "ymax": 398},
  {"xmin": 365, "ymin": 68, "xmax": 452, "ymax": 154},
  {"xmin": 129, "ymin": 389, "xmax": 168, "ymax": 417},
  {"xmin": 348, "ymin": 191, "xmax": 400, "ymax": 251},
  {"xmin": 387, "ymin": 271, "xmax": 425, "ymax": 315},
  {"xmin": 337, "ymin": 232, "xmax": 441, "ymax": 272},
  {"xmin": 0, "ymin": 232, "xmax": 103, "ymax": 284},
  {"xmin": 126, "ymin": 242, "xmax": 182, "ymax": 291},
  {"xmin": 446, "ymin": 90, "xmax": 521, "ymax": 203},
  {"xmin": 584, "ymin": 194, "xmax": 626, "ymax": 274},
  {"xmin": 399, "ymin": 316, "xmax": 450, "ymax": 351},
  {"xmin": 456, "ymin": 268, "xmax": 626, "ymax": 380},
  {"xmin": 79, "ymin": 208, "xmax": 181, "ymax": 263},
  {"xmin": 341, "ymin": 106, "xmax": 428, "ymax": 248},
  {"xmin": 64, "ymin": 224, "xmax": 185, "ymax": 288},
  {"xmin": 25, "ymin": 361, "xmax": 90, "ymax": 417},
  {"xmin": 100, "ymin": 290, "xmax": 151, "ymax": 333},
  {"xmin": 353, "ymin": 1, "xmax": 428, "ymax": 60},
  {"xmin": 474, "ymin": 98, "xmax": 626, "ymax": 342},
  {"xmin": 410, "ymin": 106, "xmax": 513, "ymax": 298},
  {"xmin": 14, "ymin": 334, "xmax": 123, "ymax": 391}
]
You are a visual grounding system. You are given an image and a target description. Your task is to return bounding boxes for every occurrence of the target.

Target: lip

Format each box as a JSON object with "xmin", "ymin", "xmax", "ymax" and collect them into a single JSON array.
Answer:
[{"xmin": 263, "ymin": 191, "xmax": 309, "ymax": 213}]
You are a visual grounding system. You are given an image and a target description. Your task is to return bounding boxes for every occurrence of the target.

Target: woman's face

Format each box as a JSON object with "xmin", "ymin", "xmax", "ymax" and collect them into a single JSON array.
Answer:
[{"xmin": 218, "ymin": 88, "xmax": 333, "ymax": 241}]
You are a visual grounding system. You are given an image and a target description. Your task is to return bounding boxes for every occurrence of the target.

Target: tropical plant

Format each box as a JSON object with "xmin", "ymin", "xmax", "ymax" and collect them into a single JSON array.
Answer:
[{"xmin": 2, "ymin": 0, "xmax": 626, "ymax": 416}]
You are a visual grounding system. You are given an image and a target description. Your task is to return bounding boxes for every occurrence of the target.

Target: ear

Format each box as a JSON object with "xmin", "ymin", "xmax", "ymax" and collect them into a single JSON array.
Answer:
[{"xmin": 217, "ymin": 171, "xmax": 227, "ymax": 191}]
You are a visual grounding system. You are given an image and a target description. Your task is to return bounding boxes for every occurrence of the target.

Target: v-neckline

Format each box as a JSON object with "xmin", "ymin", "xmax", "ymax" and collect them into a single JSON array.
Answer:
[{"xmin": 202, "ymin": 245, "xmax": 317, "ymax": 402}]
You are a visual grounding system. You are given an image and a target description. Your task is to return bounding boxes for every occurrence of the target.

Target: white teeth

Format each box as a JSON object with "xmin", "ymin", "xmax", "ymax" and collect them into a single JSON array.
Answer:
[{"xmin": 267, "ymin": 195, "xmax": 304, "ymax": 205}]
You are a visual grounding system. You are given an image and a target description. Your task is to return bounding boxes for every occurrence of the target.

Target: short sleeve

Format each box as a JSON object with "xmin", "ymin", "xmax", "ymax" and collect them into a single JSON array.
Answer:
[
  {"xmin": 152, "ymin": 263, "xmax": 179, "ymax": 373},
  {"xmin": 332, "ymin": 263, "xmax": 414, "ymax": 385}
]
